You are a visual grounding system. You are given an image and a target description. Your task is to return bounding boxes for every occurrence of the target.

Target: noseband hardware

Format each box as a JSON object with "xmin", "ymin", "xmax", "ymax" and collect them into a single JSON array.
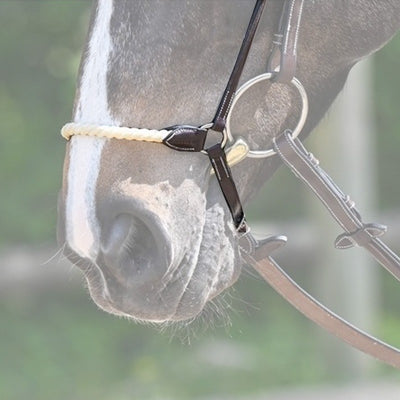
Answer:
[
  {"xmin": 61, "ymin": 0, "xmax": 400, "ymax": 368},
  {"xmin": 225, "ymin": 72, "xmax": 308, "ymax": 160}
]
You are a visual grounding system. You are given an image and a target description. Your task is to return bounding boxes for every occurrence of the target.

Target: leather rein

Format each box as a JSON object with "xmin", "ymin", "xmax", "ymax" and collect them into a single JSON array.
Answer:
[{"xmin": 62, "ymin": 0, "xmax": 400, "ymax": 368}]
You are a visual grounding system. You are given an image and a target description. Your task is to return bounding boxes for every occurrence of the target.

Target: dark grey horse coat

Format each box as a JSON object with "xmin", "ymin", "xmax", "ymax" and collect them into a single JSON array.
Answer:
[{"xmin": 58, "ymin": 0, "xmax": 400, "ymax": 322}]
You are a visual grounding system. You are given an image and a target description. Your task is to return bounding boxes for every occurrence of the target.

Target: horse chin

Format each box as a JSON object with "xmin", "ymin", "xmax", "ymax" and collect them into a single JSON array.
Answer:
[{"xmin": 79, "ymin": 202, "xmax": 241, "ymax": 323}]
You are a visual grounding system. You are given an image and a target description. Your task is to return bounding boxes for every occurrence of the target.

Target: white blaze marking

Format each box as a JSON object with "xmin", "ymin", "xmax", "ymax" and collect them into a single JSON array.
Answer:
[
  {"xmin": 66, "ymin": 0, "xmax": 116, "ymax": 259},
  {"xmin": 67, "ymin": 137, "xmax": 106, "ymax": 259}
]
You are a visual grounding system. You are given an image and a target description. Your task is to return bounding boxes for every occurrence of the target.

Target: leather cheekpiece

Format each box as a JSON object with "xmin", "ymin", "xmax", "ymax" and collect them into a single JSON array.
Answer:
[{"xmin": 206, "ymin": 143, "xmax": 247, "ymax": 232}]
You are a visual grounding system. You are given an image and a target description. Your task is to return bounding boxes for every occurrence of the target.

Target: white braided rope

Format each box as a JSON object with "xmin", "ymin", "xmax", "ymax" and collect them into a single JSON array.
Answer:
[
  {"xmin": 61, "ymin": 122, "xmax": 171, "ymax": 143},
  {"xmin": 61, "ymin": 122, "xmax": 250, "ymax": 171}
]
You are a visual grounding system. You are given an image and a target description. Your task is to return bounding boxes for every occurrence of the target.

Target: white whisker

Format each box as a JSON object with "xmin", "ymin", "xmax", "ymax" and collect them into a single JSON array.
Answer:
[{"xmin": 40, "ymin": 243, "xmax": 66, "ymax": 266}]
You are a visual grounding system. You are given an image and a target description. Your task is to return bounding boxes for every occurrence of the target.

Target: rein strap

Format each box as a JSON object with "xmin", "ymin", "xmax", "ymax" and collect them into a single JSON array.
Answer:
[{"xmin": 273, "ymin": 131, "xmax": 400, "ymax": 282}]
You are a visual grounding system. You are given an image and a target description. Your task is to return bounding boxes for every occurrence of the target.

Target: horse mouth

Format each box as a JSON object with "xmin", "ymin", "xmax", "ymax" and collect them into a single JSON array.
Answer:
[
  {"xmin": 65, "ymin": 202, "xmax": 241, "ymax": 323},
  {"xmin": 76, "ymin": 257, "xmax": 210, "ymax": 323}
]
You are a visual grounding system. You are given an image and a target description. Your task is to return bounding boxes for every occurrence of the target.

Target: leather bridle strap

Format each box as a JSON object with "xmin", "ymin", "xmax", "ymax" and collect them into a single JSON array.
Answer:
[
  {"xmin": 241, "ymin": 127, "xmax": 400, "ymax": 368},
  {"xmin": 211, "ymin": 0, "xmax": 268, "ymax": 132},
  {"xmin": 164, "ymin": 0, "xmax": 268, "ymax": 233},
  {"xmin": 273, "ymin": 131, "xmax": 400, "ymax": 282},
  {"xmin": 238, "ymin": 128, "xmax": 400, "ymax": 367},
  {"xmin": 267, "ymin": 0, "xmax": 305, "ymax": 83},
  {"xmin": 206, "ymin": 0, "xmax": 267, "ymax": 233},
  {"xmin": 243, "ymin": 250, "xmax": 400, "ymax": 369},
  {"xmin": 206, "ymin": 143, "xmax": 247, "ymax": 232}
]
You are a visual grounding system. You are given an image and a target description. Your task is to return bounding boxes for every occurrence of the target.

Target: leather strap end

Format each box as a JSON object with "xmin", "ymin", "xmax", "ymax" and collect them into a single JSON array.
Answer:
[
  {"xmin": 274, "ymin": 54, "xmax": 298, "ymax": 83},
  {"xmin": 240, "ymin": 233, "xmax": 287, "ymax": 259},
  {"xmin": 335, "ymin": 223, "xmax": 387, "ymax": 250},
  {"xmin": 207, "ymin": 143, "xmax": 246, "ymax": 232},
  {"xmin": 211, "ymin": 117, "xmax": 226, "ymax": 133},
  {"xmin": 163, "ymin": 125, "xmax": 207, "ymax": 152}
]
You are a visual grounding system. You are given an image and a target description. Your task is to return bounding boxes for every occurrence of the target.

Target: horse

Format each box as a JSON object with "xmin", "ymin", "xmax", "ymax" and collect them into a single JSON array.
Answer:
[{"xmin": 57, "ymin": 0, "xmax": 400, "ymax": 326}]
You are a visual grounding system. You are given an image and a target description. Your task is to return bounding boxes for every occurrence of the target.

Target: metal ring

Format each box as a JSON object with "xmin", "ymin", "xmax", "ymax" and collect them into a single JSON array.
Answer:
[
  {"xmin": 225, "ymin": 72, "xmax": 309, "ymax": 159},
  {"xmin": 199, "ymin": 123, "xmax": 229, "ymax": 154}
]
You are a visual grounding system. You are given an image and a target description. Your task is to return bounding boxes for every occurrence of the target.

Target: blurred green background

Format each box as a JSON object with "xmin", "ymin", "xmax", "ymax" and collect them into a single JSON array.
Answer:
[{"xmin": 1, "ymin": 2, "xmax": 400, "ymax": 400}]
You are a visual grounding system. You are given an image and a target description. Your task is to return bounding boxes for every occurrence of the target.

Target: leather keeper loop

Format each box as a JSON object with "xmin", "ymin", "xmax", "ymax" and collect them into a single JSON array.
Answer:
[{"xmin": 335, "ymin": 223, "xmax": 387, "ymax": 250}]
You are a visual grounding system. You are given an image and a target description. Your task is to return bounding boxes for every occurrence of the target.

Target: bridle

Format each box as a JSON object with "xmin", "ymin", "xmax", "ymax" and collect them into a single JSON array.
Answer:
[{"xmin": 61, "ymin": 0, "xmax": 400, "ymax": 368}]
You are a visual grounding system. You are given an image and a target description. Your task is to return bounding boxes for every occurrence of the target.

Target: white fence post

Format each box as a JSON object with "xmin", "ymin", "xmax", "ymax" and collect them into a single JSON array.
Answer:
[{"xmin": 308, "ymin": 58, "xmax": 379, "ymax": 376}]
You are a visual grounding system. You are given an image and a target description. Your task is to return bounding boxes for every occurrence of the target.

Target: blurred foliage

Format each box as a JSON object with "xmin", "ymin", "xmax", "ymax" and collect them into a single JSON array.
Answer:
[
  {"xmin": 0, "ymin": 276, "xmax": 374, "ymax": 400},
  {"xmin": 0, "ymin": 1, "xmax": 91, "ymax": 246},
  {"xmin": 1, "ymin": 270, "xmax": 397, "ymax": 400},
  {"xmin": 374, "ymin": 37, "xmax": 400, "ymax": 209}
]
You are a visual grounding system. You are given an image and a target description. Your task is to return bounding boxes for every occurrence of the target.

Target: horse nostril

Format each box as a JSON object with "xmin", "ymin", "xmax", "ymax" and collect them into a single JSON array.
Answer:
[{"xmin": 100, "ymin": 213, "xmax": 169, "ymax": 285}]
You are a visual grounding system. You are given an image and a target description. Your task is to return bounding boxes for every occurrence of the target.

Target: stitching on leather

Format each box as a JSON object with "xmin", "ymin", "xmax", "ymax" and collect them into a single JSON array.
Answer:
[
  {"xmin": 219, "ymin": 156, "xmax": 230, "ymax": 178},
  {"xmin": 273, "ymin": 136, "xmax": 343, "ymax": 226},
  {"xmin": 293, "ymin": 0, "xmax": 304, "ymax": 55},
  {"xmin": 165, "ymin": 130, "xmax": 195, "ymax": 151},
  {"xmin": 210, "ymin": 158, "xmax": 222, "ymax": 181},
  {"xmin": 284, "ymin": 133, "xmax": 361, "ymax": 230},
  {"xmin": 215, "ymin": 90, "xmax": 232, "ymax": 121},
  {"xmin": 239, "ymin": 234, "xmax": 252, "ymax": 255},
  {"xmin": 287, "ymin": 135, "xmax": 363, "ymax": 231},
  {"xmin": 274, "ymin": 133, "xmax": 362, "ymax": 233},
  {"xmin": 283, "ymin": 0, "xmax": 296, "ymax": 54}
]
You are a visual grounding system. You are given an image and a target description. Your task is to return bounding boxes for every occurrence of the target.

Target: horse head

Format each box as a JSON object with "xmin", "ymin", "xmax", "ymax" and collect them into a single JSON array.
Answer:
[{"xmin": 58, "ymin": 0, "xmax": 400, "ymax": 322}]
